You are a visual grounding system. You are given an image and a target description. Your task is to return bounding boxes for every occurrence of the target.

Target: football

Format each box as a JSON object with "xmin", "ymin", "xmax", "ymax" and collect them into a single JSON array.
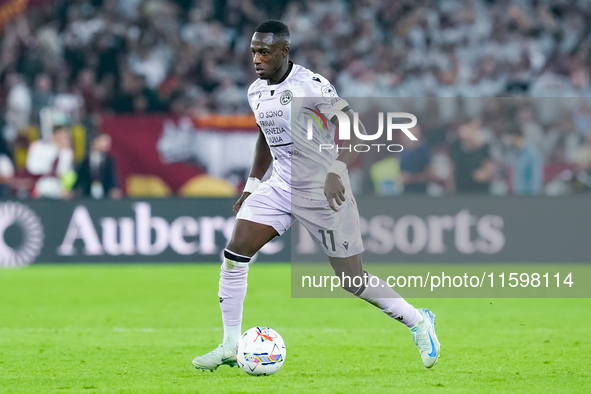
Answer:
[{"xmin": 236, "ymin": 327, "xmax": 286, "ymax": 376}]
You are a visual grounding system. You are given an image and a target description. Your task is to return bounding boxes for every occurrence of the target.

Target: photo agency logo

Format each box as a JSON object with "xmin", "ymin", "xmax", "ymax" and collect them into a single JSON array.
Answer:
[{"xmin": 305, "ymin": 109, "xmax": 418, "ymax": 152}]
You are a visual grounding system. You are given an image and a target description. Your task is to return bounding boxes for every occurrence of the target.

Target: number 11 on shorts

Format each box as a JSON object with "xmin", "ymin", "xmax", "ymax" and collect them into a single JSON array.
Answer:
[{"xmin": 319, "ymin": 229, "xmax": 336, "ymax": 252}]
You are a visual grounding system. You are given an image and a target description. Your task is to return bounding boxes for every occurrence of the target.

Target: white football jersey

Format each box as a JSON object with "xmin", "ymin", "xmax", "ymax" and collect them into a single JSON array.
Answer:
[{"xmin": 247, "ymin": 62, "xmax": 351, "ymax": 200}]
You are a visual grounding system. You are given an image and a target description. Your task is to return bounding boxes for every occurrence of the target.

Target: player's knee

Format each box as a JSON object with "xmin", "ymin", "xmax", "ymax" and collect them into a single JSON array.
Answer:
[
  {"xmin": 227, "ymin": 221, "xmax": 278, "ymax": 257},
  {"xmin": 226, "ymin": 240, "xmax": 252, "ymax": 258}
]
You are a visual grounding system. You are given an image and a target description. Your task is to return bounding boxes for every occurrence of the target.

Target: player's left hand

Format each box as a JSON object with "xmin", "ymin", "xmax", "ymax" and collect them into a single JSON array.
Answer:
[
  {"xmin": 233, "ymin": 192, "xmax": 252, "ymax": 214},
  {"xmin": 324, "ymin": 173, "xmax": 346, "ymax": 212}
]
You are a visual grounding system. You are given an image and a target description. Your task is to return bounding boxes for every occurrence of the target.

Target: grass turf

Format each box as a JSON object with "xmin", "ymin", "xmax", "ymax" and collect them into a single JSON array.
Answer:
[{"xmin": 0, "ymin": 264, "xmax": 589, "ymax": 393}]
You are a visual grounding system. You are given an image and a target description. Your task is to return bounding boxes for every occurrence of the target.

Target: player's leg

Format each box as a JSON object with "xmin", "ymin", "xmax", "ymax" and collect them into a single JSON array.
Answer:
[
  {"xmin": 296, "ymin": 197, "xmax": 421, "ymax": 325},
  {"xmin": 218, "ymin": 219, "xmax": 278, "ymax": 350},
  {"xmin": 328, "ymin": 253, "xmax": 440, "ymax": 368},
  {"xmin": 226, "ymin": 219, "xmax": 279, "ymax": 257},
  {"xmin": 296, "ymin": 198, "xmax": 420, "ymax": 323},
  {"xmin": 295, "ymin": 196, "xmax": 440, "ymax": 367},
  {"xmin": 328, "ymin": 253, "xmax": 421, "ymax": 328},
  {"xmin": 193, "ymin": 183, "xmax": 290, "ymax": 371},
  {"xmin": 192, "ymin": 219, "xmax": 278, "ymax": 371}
]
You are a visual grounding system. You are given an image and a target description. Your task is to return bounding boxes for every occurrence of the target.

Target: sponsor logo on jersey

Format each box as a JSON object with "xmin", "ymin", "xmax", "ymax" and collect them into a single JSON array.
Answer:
[{"xmin": 274, "ymin": 146, "xmax": 301, "ymax": 161}]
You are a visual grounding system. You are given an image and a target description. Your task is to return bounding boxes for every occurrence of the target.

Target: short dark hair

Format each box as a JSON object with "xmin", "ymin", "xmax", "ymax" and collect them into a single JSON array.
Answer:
[{"xmin": 255, "ymin": 20, "xmax": 290, "ymax": 44}]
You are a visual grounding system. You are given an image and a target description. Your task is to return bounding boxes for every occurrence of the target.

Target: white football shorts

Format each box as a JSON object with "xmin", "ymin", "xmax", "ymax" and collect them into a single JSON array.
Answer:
[{"xmin": 236, "ymin": 181, "xmax": 364, "ymax": 258}]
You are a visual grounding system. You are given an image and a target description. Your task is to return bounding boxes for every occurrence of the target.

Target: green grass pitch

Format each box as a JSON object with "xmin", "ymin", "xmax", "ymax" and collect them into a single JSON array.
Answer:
[{"xmin": 0, "ymin": 264, "xmax": 590, "ymax": 393}]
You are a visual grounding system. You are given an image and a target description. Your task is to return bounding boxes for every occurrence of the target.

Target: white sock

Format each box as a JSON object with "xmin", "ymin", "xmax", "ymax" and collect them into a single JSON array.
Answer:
[
  {"xmin": 223, "ymin": 323, "xmax": 242, "ymax": 346},
  {"xmin": 218, "ymin": 249, "xmax": 250, "ymax": 345},
  {"xmin": 357, "ymin": 272, "xmax": 421, "ymax": 328}
]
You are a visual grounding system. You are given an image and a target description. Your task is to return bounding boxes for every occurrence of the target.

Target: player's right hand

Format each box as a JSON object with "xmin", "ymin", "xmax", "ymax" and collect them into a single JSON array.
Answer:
[
  {"xmin": 324, "ymin": 173, "xmax": 346, "ymax": 212},
  {"xmin": 233, "ymin": 192, "xmax": 252, "ymax": 213}
]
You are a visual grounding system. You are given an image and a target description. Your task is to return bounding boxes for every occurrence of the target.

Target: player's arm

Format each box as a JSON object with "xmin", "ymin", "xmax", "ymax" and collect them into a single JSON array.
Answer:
[
  {"xmin": 233, "ymin": 126, "xmax": 272, "ymax": 213},
  {"xmin": 324, "ymin": 108, "xmax": 365, "ymax": 211}
]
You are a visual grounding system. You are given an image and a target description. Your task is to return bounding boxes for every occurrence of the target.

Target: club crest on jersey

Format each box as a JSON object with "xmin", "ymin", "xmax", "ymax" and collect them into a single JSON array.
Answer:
[
  {"xmin": 321, "ymin": 84, "xmax": 340, "ymax": 105},
  {"xmin": 280, "ymin": 90, "xmax": 293, "ymax": 105}
]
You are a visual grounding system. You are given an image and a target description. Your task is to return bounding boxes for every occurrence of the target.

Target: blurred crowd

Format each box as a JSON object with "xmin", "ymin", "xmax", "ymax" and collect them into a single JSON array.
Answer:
[
  {"xmin": 351, "ymin": 97, "xmax": 591, "ymax": 196},
  {"xmin": 1, "ymin": 0, "xmax": 591, "ymax": 199}
]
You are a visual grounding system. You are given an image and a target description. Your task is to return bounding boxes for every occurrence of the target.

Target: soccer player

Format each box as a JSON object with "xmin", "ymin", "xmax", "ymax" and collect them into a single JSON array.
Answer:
[{"xmin": 193, "ymin": 20, "xmax": 440, "ymax": 371}]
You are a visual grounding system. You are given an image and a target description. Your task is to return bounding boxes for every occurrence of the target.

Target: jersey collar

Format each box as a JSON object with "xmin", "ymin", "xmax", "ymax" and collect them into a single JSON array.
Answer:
[{"xmin": 267, "ymin": 61, "xmax": 294, "ymax": 91}]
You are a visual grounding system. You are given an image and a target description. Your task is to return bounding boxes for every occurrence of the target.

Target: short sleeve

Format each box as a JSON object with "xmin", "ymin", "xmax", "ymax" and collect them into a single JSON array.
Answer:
[{"xmin": 304, "ymin": 74, "xmax": 350, "ymax": 119}]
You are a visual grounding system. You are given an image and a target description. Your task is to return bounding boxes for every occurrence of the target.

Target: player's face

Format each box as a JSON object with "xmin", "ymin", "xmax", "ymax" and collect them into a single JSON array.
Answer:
[{"xmin": 250, "ymin": 32, "xmax": 287, "ymax": 80}]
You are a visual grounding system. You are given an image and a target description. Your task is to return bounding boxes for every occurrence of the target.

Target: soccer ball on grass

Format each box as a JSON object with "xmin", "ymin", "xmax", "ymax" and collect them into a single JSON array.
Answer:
[{"xmin": 236, "ymin": 326, "xmax": 286, "ymax": 376}]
